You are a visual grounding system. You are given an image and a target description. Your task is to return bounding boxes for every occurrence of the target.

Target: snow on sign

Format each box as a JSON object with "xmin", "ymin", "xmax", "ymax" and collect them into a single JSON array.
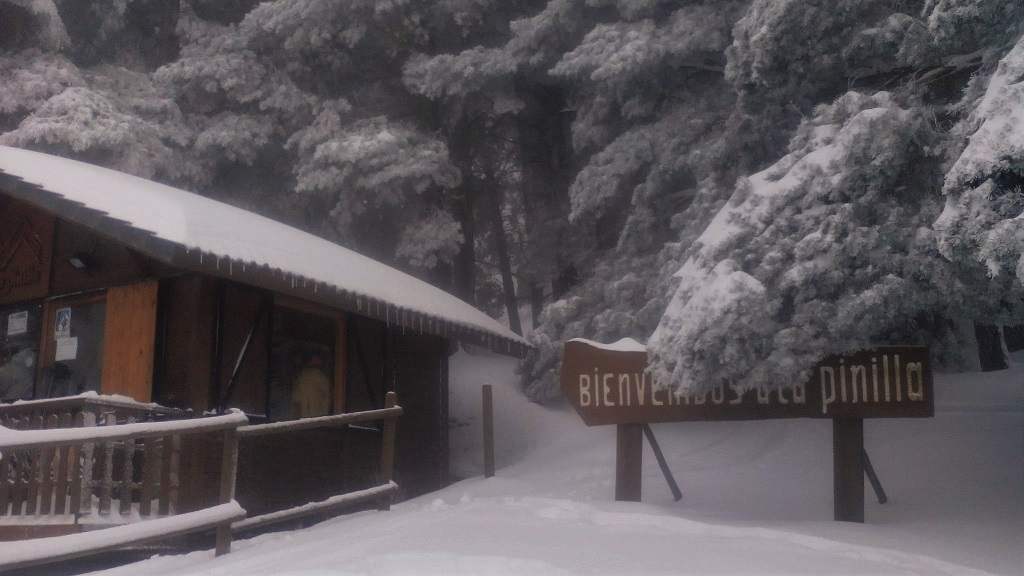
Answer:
[{"xmin": 561, "ymin": 339, "xmax": 934, "ymax": 426}]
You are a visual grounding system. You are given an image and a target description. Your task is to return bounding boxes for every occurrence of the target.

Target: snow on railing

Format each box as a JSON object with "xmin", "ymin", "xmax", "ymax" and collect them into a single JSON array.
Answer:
[
  {"xmin": 233, "ymin": 391, "xmax": 402, "ymax": 531},
  {"xmin": 0, "ymin": 411, "xmax": 248, "ymax": 570}
]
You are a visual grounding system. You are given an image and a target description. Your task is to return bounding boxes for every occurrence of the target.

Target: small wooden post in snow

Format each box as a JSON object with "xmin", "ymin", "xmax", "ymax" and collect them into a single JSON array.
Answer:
[
  {"xmin": 482, "ymin": 385, "xmax": 495, "ymax": 478},
  {"xmin": 216, "ymin": 425, "xmax": 240, "ymax": 556}
]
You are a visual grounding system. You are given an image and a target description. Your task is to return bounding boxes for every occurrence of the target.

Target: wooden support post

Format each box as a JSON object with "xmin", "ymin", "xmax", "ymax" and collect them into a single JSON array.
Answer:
[
  {"xmin": 615, "ymin": 424, "xmax": 643, "ymax": 502},
  {"xmin": 833, "ymin": 418, "xmax": 864, "ymax": 523},
  {"xmin": 215, "ymin": 426, "xmax": 239, "ymax": 557},
  {"xmin": 641, "ymin": 424, "xmax": 682, "ymax": 501},
  {"xmin": 482, "ymin": 385, "xmax": 495, "ymax": 478},
  {"xmin": 862, "ymin": 449, "xmax": 888, "ymax": 505},
  {"xmin": 378, "ymin": 391, "xmax": 398, "ymax": 511}
]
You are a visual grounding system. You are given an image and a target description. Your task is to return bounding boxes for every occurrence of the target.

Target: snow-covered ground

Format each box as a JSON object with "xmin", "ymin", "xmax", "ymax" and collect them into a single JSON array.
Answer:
[{"xmin": 89, "ymin": 349, "xmax": 1022, "ymax": 576}]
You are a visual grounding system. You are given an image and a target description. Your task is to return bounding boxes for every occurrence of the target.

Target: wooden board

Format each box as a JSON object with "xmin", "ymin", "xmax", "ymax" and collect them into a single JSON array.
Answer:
[
  {"xmin": 561, "ymin": 340, "xmax": 934, "ymax": 425},
  {"xmin": 101, "ymin": 280, "xmax": 158, "ymax": 402},
  {"xmin": 0, "ymin": 198, "xmax": 53, "ymax": 304},
  {"xmin": 154, "ymin": 275, "xmax": 217, "ymax": 412}
]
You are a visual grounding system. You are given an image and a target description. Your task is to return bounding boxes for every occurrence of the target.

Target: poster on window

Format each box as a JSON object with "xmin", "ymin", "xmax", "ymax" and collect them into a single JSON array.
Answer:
[
  {"xmin": 55, "ymin": 336, "xmax": 78, "ymax": 361},
  {"xmin": 55, "ymin": 307, "xmax": 71, "ymax": 339},
  {"xmin": 7, "ymin": 311, "xmax": 27, "ymax": 336}
]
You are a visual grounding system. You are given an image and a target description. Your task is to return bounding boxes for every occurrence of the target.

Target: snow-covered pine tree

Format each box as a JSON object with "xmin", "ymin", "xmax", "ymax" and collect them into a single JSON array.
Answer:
[
  {"xmin": 648, "ymin": 0, "xmax": 1024, "ymax": 395},
  {"xmin": 516, "ymin": 0, "xmax": 749, "ymax": 401},
  {"xmin": 0, "ymin": 0, "xmax": 199, "ymax": 183}
]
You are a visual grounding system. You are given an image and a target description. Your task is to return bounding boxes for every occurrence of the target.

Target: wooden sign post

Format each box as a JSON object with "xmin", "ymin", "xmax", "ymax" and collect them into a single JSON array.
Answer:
[{"xmin": 560, "ymin": 339, "xmax": 934, "ymax": 521}]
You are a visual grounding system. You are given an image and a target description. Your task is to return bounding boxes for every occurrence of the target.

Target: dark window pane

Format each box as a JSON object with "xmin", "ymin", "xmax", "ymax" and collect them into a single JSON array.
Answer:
[{"xmin": 0, "ymin": 302, "xmax": 41, "ymax": 401}]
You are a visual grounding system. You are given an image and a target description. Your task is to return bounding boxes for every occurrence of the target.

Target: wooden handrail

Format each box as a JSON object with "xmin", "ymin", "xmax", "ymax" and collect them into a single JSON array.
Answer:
[
  {"xmin": 0, "ymin": 502, "xmax": 247, "ymax": 571},
  {"xmin": 230, "ymin": 392, "xmax": 402, "ymax": 531},
  {"xmin": 237, "ymin": 405, "xmax": 402, "ymax": 438},
  {"xmin": 0, "ymin": 394, "xmax": 187, "ymax": 420},
  {"xmin": 232, "ymin": 481, "xmax": 398, "ymax": 533},
  {"xmin": 0, "ymin": 411, "xmax": 248, "ymax": 451}
]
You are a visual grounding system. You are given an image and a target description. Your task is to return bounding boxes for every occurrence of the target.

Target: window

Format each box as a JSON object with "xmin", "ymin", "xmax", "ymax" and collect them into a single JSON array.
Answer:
[
  {"xmin": 0, "ymin": 302, "xmax": 42, "ymax": 401},
  {"xmin": 267, "ymin": 298, "xmax": 345, "ymax": 420},
  {"xmin": 39, "ymin": 294, "xmax": 106, "ymax": 398}
]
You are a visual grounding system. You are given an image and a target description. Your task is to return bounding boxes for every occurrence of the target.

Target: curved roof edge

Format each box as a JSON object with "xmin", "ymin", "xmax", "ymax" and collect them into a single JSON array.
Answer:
[{"xmin": 0, "ymin": 146, "xmax": 528, "ymax": 357}]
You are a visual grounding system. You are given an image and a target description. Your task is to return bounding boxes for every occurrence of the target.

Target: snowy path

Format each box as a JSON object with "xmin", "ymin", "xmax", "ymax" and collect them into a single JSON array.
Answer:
[{"xmin": 88, "ymin": 351, "xmax": 1023, "ymax": 576}]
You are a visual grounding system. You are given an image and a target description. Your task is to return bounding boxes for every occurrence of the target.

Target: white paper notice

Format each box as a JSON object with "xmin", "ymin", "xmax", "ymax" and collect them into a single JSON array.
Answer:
[
  {"xmin": 7, "ymin": 311, "xmax": 28, "ymax": 336},
  {"xmin": 55, "ymin": 337, "xmax": 78, "ymax": 361}
]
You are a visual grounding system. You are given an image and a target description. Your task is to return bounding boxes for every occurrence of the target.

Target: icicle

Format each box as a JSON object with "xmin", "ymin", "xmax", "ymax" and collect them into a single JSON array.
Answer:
[{"xmin": 229, "ymin": 260, "xmax": 233, "ymax": 275}]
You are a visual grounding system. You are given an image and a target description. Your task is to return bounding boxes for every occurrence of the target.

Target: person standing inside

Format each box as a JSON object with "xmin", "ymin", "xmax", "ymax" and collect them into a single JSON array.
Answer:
[{"xmin": 292, "ymin": 355, "xmax": 331, "ymax": 418}]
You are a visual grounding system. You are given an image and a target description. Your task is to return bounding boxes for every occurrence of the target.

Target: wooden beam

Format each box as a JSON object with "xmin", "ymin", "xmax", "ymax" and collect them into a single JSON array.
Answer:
[
  {"xmin": 615, "ymin": 424, "xmax": 643, "ymax": 502},
  {"xmin": 482, "ymin": 385, "xmax": 495, "ymax": 478},
  {"xmin": 833, "ymin": 418, "xmax": 865, "ymax": 522}
]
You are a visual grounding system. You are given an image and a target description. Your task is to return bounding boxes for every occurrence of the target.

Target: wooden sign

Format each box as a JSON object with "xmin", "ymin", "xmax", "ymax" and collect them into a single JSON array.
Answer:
[
  {"xmin": 0, "ymin": 201, "xmax": 53, "ymax": 304},
  {"xmin": 561, "ymin": 339, "xmax": 933, "ymax": 426}
]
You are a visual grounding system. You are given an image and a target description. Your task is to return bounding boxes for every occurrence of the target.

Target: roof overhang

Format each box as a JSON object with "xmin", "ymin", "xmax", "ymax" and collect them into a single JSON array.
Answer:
[{"xmin": 0, "ymin": 146, "xmax": 529, "ymax": 357}]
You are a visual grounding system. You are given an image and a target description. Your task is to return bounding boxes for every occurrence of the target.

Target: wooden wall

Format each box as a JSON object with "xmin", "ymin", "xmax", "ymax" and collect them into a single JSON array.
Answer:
[
  {"xmin": 51, "ymin": 219, "xmax": 165, "ymax": 296},
  {"xmin": 389, "ymin": 332, "xmax": 450, "ymax": 498},
  {"xmin": 0, "ymin": 197, "xmax": 53, "ymax": 305},
  {"xmin": 154, "ymin": 275, "xmax": 217, "ymax": 412},
  {"xmin": 345, "ymin": 316, "xmax": 451, "ymax": 498},
  {"xmin": 101, "ymin": 280, "xmax": 158, "ymax": 401}
]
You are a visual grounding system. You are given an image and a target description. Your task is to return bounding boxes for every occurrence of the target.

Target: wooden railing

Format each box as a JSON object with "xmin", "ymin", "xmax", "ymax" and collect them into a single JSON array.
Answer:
[
  {"xmin": 231, "ymin": 391, "xmax": 401, "ymax": 533},
  {"xmin": 0, "ymin": 412, "xmax": 247, "ymax": 571},
  {"xmin": 0, "ymin": 393, "xmax": 405, "ymax": 568},
  {"xmin": 0, "ymin": 393, "xmax": 189, "ymax": 429}
]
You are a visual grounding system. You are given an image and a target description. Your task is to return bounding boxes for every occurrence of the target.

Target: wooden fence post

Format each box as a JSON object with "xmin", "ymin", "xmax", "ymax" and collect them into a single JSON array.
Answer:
[
  {"xmin": 833, "ymin": 418, "xmax": 865, "ymax": 522},
  {"xmin": 216, "ymin": 425, "xmax": 240, "ymax": 556},
  {"xmin": 482, "ymin": 385, "xmax": 495, "ymax": 478},
  {"xmin": 378, "ymin": 392, "xmax": 398, "ymax": 511},
  {"xmin": 615, "ymin": 424, "xmax": 643, "ymax": 502}
]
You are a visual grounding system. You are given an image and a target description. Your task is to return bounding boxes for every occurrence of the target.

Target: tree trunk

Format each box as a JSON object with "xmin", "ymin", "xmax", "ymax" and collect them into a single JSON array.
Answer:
[
  {"xmin": 515, "ymin": 80, "xmax": 576, "ymax": 305},
  {"xmin": 448, "ymin": 114, "xmax": 478, "ymax": 306},
  {"xmin": 452, "ymin": 194, "xmax": 476, "ymax": 306},
  {"xmin": 484, "ymin": 181, "xmax": 521, "ymax": 335},
  {"xmin": 530, "ymin": 283, "xmax": 545, "ymax": 329},
  {"xmin": 975, "ymin": 323, "xmax": 1008, "ymax": 371}
]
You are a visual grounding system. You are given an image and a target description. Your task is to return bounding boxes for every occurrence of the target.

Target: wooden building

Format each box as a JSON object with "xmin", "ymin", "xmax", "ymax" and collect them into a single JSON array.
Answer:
[{"xmin": 0, "ymin": 145, "xmax": 527, "ymax": 516}]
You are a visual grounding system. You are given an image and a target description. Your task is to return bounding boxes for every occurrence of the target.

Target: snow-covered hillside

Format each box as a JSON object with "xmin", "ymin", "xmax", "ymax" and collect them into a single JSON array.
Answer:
[{"xmin": 90, "ymin": 349, "xmax": 1022, "ymax": 576}]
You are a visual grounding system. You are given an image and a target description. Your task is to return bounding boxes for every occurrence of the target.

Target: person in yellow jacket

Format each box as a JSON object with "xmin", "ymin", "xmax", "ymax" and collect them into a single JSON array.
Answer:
[{"xmin": 292, "ymin": 355, "xmax": 331, "ymax": 418}]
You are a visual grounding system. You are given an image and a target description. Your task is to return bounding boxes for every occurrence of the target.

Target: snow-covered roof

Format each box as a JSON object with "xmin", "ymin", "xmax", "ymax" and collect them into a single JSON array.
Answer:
[{"xmin": 0, "ymin": 146, "xmax": 527, "ymax": 356}]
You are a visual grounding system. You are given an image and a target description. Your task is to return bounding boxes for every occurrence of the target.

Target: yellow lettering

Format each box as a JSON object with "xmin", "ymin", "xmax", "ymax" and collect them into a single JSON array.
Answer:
[
  {"xmin": 619, "ymin": 374, "xmax": 631, "ymax": 406},
  {"xmin": 906, "ymin": 362, "xmax": 923, "ymax": 400},
  {"xmin": 756, "ymin": 387, "xmax": 770, "ymax": 405},
  {"xmin": 820, "ymin": 367, "xmax": 836, "ymax": 415},
  {"xmin": 728, "ymin": 381, "xmax": 743, "ymax": 405},
  {"xmin": 712, "ymin": 383, "xmax": 725, "ymax": 405},
  {"xmin": 793, "ymin": 383, "xmax": 806, "ymax": 404},
  {"xmin": 579, "ymin": 375, "xmax": 592, "ymax": 407},
  {"xmin": 850, "ymin": 365, "xmax": 867, "ymax": 403}
]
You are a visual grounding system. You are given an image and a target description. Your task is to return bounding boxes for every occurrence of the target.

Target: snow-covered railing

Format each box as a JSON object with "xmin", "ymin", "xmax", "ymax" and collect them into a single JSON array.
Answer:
[
  {"xmin": 0, "ymin": 411, "xmax": 248, "ymax": 570},
  {"xmin": 0, "ymin": 393, "xmax": 189, "ymax": 432},
  {"xmin": 232, "ymin": 392, "xmax": 401, "ymax": 533}
]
